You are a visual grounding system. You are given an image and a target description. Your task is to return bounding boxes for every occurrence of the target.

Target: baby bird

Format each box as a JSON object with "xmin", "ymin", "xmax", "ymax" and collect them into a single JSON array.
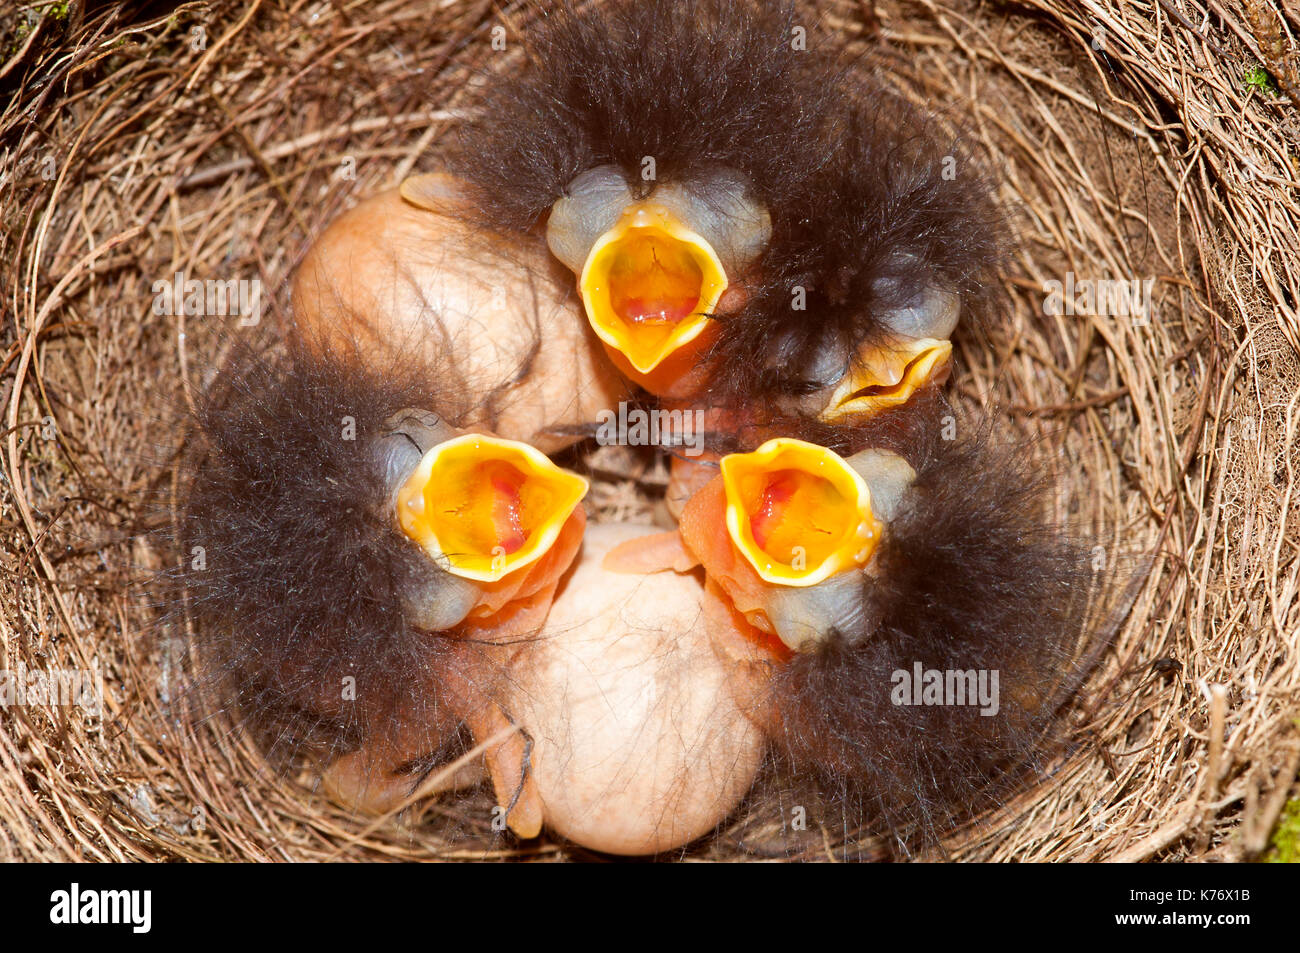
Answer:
[
  {"xmin": 179, "ymin": 338, "xmax": 588, "ymax": 837},
  {"xmin": 606, "ymin": 424, "xmax": 1098, "ymax": 848},
  {"xmin": 445, "ymin": 0, "xmax": 1005, "ymax": 422}
]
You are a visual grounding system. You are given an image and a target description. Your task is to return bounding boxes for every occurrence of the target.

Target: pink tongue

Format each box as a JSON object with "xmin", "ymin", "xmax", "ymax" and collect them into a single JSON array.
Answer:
[
  {"xmin": 749, "ymin": 473, "xmax": 798, "ymax": 549},
  {"xmin": 614, "ymin": 294, "xmax": 697, "ymax": 325},
  {"xmin": 489, "ymin": 473, "xmax": 525, "ymax": 555}
]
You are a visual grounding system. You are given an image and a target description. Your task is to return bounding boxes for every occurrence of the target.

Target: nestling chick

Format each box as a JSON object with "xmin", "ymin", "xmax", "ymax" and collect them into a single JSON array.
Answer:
[
  {"xmin": 607, "ymin": 426, "xmax": 1098, "ymax": 848},
  {"xmin": 446, "ymin": 0, "xmax": 1005, "ymax": 420},
  {"xmin": 179, "ymin": 339, "xmax": 588, "ymax": 836}
]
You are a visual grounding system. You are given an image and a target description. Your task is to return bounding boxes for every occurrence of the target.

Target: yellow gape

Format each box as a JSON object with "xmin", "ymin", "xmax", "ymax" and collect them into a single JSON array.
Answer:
[
  {"xmin": 580, "ymin": 204, "xmax": 728, "ymax": 374},
  {"xmin": 396, "ymin": 434, "xmax": 589, "ymax": 582},
  {"xmin": 721, "ymin": 438, "xmax": 883, "ymax": 587},
  {"xmin": 822, "ymin": 337, "xmax": 952, "ymax": 420}
]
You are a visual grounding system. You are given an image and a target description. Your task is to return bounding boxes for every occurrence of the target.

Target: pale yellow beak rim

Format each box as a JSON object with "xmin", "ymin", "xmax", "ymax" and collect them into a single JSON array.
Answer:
[
  {"xmin": 396, "ymin": 434, "xmax": 589, "ymax": 583},
  {"xmin": 579, "ymin": 205, "xmax": 728, "ymax": 374},
  {"xmin": 720, "ymin": 437, "xmax": 883, "ymax": 588},
  {"xmin": 822, "ymin": 337, "xmax": 953, "ymax": 421}
]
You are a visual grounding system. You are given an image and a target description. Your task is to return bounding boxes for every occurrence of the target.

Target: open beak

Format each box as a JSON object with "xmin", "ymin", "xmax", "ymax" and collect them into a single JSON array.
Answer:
[
  {"xmin": 396, "ymin": 434, "xmax": 589, "ymax": 583},
  {"xmin": 579, "ymin": 204, "xmax": 728, "ymax": 375},
  {"xmin": 720, "ymin": 438, "xmax": 883, "ymax": 588},
  {"xmin": 821, "ymin": 336, "xmax": 952, "ymax": 421}
]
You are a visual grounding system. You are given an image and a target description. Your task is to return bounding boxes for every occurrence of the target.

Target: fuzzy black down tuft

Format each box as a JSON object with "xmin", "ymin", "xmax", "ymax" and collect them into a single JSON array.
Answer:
[
  {"xmin": 447, "ymin": 0, "xmax": 837, "ymax": 229},
  {"xmin": 176, "ymin": 335, "xmax": 476, "ymax": 767},
  {"xmin": 768, "ymin": 425, "xmax": 1100, "ymax": 851},
  {"xmin": 715, "ymin": 91, "xmax": 1009, "ymax": 405},
  {"xmin": 446, "ymin": 0, "xmax": 1009, "ymax": 407}
]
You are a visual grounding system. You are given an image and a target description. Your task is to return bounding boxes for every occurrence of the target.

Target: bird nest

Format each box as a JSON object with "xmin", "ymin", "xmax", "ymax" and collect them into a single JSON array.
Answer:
[{"xmin": 2, "ymin": 0, "xmax": 1298, "ymax": 862}]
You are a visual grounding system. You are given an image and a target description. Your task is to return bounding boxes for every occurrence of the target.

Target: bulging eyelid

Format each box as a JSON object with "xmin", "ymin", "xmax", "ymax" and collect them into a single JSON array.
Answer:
[
  {"xmin": 547, "ymin": 166, "xmax": 633, "ymax": 272},
  {"xmin": 843, "ymin": 448, "xmax": 917, "ymax": 523},
  {"xmin": 546, "ymin": 164, "xmax": 772, "ymax": 276},
  {"xmin": 872, "ymin": 259, "xmax": 962, "ymax": 340},
  {"xmin": 650, "ymin": 171, "xmax": 772, "ymax": 275},
  {"xmin": 372, "ymin": 409, "xmax": 459, "ymax": 502}
]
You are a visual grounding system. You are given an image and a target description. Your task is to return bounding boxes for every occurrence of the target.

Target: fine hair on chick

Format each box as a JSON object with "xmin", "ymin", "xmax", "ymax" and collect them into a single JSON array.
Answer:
[
  {"xmin": 761, "ymin": 418, "xmax": 1107, "ymax": 853},
  {"xmin": 174, "ymin": 326, "xmax": 490, "ymax": 780},
  {"xmin": 445, "ymin": 0, "xmax": 1009, "ymax": 407}
]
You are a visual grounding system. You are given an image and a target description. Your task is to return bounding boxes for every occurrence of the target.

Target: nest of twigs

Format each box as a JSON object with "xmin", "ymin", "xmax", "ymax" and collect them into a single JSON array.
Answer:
[{"xmin": 2, "ymin": 0, "xmax": 1298, "ymax": 862}]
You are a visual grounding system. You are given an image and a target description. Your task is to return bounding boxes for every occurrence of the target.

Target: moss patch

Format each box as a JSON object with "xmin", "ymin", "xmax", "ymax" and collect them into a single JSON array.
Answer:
[{"xmin": 1264, "ymin": 796, "xmax": 1300, "ymax": 863}]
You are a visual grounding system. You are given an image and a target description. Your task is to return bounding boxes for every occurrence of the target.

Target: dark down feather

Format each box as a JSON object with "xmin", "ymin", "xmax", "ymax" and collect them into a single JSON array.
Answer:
[
  {"xmin": 447, "ymin": 0, "xmax": 1009, "ymax": 407},
  {"xmin": 447, "ymin": 0, "xmax": 838, "ymax": 230},
  {"xmin": 767, "ymin": 425, "xmax": 1101, "ymax": 853},
  {"xmin": 720, "ymin": 95, "xmax": 1009, "ymax": 406},
  {"xmin": 176, "ymin": 333, "xmax": 485, "ymax": 771}
]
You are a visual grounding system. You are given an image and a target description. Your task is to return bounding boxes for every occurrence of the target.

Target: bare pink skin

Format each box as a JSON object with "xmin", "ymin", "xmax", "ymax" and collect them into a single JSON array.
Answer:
[
  {"xmin": 509, "ymin": 523, "xmax": 767, "ymax": 855},
  {"xmin": 293, "ymin": 185, "xmax": 631, "ymax": 454}
]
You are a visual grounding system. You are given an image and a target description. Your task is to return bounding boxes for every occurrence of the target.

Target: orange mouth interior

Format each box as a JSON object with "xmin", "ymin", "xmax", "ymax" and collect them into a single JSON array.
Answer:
[
  {"xmin": 745, "ymin": 469, "xmax": 842, "ymax": 567},
  {"xmin": 581, "ymin": 207, "xmax": 727, "ymax": 374},
  {"xmin": 397, "ymin": 435, "xmax": 589, "ymax": 582},
  {"xmin": 608, "ymin": 232, "xmax": 704, "ymax": 323},
  {"xmin": 721, "ymin": 438, "xmax": 882, "ymax": 587}
]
